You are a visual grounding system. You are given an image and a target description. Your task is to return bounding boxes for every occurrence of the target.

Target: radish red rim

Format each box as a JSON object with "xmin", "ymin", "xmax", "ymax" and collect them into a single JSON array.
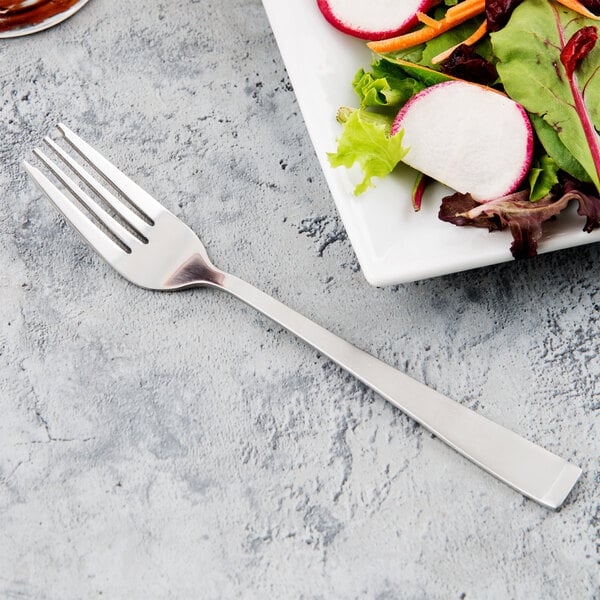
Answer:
[
  {"xmin": 316, "ymin": 0, "xmax": 436, "ymax": 41},
  {"xmin": 391, "ymin": 80, "xmax": 534, "ymax": 201}
]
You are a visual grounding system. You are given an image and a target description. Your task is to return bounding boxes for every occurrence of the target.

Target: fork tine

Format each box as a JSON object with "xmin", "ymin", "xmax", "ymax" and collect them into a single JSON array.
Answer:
[
  {"xmin": 33, "ymin": 148, "xmax": 142, "ymax": 251},
  {"xmin": 57, "ymin": 123, "xmax": 164, "ymax": 222},
  {"xmin": 23, "ymin": 161, "xmax": 125, "ymax": 263},
  {"xmin": 43, "ymin": 136, "xmax": 151, "ymax": 239}
]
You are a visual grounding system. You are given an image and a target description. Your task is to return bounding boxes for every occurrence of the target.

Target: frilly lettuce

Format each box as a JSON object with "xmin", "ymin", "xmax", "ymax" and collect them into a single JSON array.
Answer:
[
  {"xmin": 439, "ymin": 178, "xmax": 600, "ymax": 258},
  {"xmin": 327, "ymin": 108, "xmax": 407, "ymax": 195},
  {"xmin": 352, "ymin": 60, "xmax": 425, "ymax": 109}
]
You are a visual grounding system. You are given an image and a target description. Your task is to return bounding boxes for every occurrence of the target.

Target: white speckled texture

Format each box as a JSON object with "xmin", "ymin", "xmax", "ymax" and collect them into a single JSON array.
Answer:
[{"xmin": 0, "ymin": 1, "xmax": 598, "ymax": 598}]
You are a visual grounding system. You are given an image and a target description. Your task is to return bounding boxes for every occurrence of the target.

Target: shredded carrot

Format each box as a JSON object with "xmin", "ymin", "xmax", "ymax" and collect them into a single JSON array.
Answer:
[
  {"xmin": 445, "ymin": 0, "xmax": 484, "ymax": 19},
  {"xmin": 555, "ymin": 0, "xmax": 600, "ymax": 19},
  {"xmin": 431, "ymin": 20, "xmax": 488, "ymax": 64},
  {"xmin": 367, "ymin": 0, "xmax": 486, "ymax": 54},
  {"xmin": 416, "ymin": 12, "xmax": 442, "ymax": 30}
]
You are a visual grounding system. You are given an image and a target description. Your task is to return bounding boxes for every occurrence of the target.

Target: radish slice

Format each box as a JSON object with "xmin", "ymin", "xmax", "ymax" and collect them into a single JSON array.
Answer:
[
  {"xmin": 317, "ymin": 0, "xmax": 436, "ymax": 41},
  {"xmin": 391, "ymin": 81, "xmax": 533, "ymax": 201}
]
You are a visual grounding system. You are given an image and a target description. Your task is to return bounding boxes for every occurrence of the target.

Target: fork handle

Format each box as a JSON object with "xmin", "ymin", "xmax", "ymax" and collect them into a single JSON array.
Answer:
[{"xmin": 218, "ymin": 272, "xmax": 581, "ymax": 509}]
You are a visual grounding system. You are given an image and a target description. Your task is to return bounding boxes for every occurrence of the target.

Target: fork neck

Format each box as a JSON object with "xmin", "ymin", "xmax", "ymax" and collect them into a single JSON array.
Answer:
[{"xmin": 165, "ymin": 253, "xmax": 225, "ymax": 289}]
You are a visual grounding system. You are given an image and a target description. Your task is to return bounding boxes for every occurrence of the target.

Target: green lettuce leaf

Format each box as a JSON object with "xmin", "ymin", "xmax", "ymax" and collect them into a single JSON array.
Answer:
[
  {"xmin": 352, "ymin": 60, "xmax": 426, "ymax": 109},
  {"xmin": 328, "ymin": 109, "xmax": 408, "ymax": 195},
  {"xmin": 383, "ymin": 45, "xmax": 426, "ymax": 65},
  {"xmin": 528, "ymin": 154, "xmax": 560, "ymax": 201},
  {"xmin": 379, "ymin": 57, "xmax": 455, "ymax": 86},
  {"xmin": 491, "ymin": 0, "xmax": 600, "ymax": 191}
]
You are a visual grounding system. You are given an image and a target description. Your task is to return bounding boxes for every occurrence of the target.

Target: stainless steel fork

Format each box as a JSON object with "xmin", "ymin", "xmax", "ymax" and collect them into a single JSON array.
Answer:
[{"xmin": 24, "ymin": 124, "xmax": 582, "ymax": 510}]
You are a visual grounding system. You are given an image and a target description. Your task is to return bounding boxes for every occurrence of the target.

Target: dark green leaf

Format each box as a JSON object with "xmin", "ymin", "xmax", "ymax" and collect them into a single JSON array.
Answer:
[
  {"xmin": 492, "ymin": 0, "xmax": 600, "ymax": 191},
  {"xmin": 529, "ymin": 113, "xmax": 591, "ymax": 182}
]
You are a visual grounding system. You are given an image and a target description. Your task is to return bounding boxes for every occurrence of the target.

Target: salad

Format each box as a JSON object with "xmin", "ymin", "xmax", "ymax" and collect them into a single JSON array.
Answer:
[{"xmin": 320, "ymin": 0, "xmax": 600, "ymax": 258}]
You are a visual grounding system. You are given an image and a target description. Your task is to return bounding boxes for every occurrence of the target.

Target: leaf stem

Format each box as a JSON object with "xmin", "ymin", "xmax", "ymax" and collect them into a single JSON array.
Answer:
[
  {"xmin": 553, "ymin": 4, "xmax": 600, "ymax": 191},
  {"xmin": 568, "ymin": 73, "xmax": 600, "ymax": 191}
]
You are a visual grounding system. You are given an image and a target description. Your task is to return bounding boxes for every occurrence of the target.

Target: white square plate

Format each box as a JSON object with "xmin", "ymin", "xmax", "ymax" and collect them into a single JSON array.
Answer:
[{"xmin": 261, "ymin": 0, "xmax": 600, "ymax": 285}]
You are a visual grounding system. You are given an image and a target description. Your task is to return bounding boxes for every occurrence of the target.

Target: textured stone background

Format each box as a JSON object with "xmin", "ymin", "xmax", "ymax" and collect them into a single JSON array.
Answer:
[{"xmin": 0, "ymin": 1, "xmax": 599, "ymax": 598}]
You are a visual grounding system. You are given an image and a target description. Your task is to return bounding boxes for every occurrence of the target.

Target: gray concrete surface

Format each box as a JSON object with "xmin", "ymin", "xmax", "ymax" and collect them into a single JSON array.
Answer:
[{"xmin": 0, "ymin": 1, "xmax": 598, "ymax": 598}]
